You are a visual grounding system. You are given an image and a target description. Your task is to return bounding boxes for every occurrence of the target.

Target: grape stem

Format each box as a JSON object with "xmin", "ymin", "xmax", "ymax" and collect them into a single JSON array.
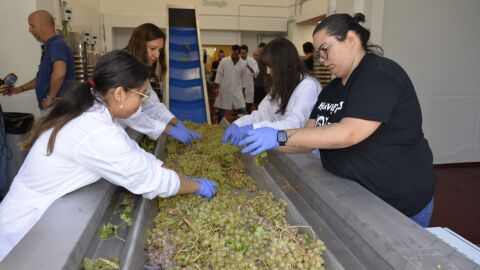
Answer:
[
  {"xmin": 190, "ymin": 253, "xmax": 203, "ymax": 263},
  {"xmin": 287, "ymin": 225, "xmax": 316, "ymax": 242}
]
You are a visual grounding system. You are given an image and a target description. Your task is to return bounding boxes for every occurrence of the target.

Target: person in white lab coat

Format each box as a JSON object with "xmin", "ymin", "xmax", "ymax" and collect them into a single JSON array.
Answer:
[
  {"xmin": 0, "ymin": 50, "xmax": 217, "ymax": 261},
  {"xmin": 223, "ymin": 38, "xmax": 322, "ymax": 145},
  {"xmin": 118, "ymin": 23, "xmax": 201, "ymax": 144},
  {"xmin": 240, "ymin": 44, "xmax": 259, "ymax": 113},
  {"xmin": 214, "ymin": 45, "xmax": 249, "ymax": 123}
]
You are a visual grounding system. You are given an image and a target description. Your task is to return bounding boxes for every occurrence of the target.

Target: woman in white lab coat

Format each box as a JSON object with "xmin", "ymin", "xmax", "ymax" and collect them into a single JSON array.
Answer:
[
  {"xmin": 0, "ymin": 50, "xmax": 217, "ymax": 261},
  {"xmin": 118, "ymin": 23, "xmax": 201, "ymax": 144},
  {"xmin": 222, "ymin": 38, "xmax": 322, "ymax": 145}
]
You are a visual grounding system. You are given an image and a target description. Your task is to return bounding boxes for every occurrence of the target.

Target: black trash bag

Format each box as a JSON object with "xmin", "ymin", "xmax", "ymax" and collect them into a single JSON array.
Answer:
[{"xmin": 3, "ymin": 112, "xmax": 34, "ymax": 135}]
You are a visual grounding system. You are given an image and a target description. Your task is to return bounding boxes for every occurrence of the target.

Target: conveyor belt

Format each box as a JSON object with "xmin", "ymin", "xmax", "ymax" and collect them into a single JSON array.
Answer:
[{"xmin": 166, "ymin": 7, "xmax": 210, "ymax": 124}]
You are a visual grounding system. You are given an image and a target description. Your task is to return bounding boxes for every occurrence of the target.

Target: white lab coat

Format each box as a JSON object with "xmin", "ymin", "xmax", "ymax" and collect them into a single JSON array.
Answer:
[
  {"xmin": 234, "ymin": 76, "xmax": 322, "ymax": 129},
  {"xmin": 242, "ymin": 56, "xmax": 259, "ymax": 103},
  {"xmin": 214, "ymin": 56, "xmax": 248, "ymax": 110},
  {"xmin": 0, "ymin": 102, "xmax": 180, "ymax": 261},
  {"xmin": 116, "ymin": 82, "xmax": 175, "ymax": 140}
]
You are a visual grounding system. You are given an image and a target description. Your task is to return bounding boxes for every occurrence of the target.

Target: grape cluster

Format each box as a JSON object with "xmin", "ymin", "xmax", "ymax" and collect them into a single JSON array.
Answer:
[
  {"xmin": 254, "ymin": 152, "xmax": 268, "ymax": 167},
  {"xmin": 145, "ymin": 123, "xmax": 326, "ymax": 269},
  {"xmin": 140, "ymin": 137, "xmax": 156, "ymax": 154}
]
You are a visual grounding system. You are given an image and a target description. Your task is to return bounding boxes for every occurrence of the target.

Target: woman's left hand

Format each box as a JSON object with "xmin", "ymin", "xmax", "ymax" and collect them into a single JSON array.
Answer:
[
  {"xmin": 239, "ymin": 127, "xmax": 279, "ymax": 156},
  {"xmin": 234, "ymin": 125, "xmax": 253, "ymax": 145},
  {"xmin": 176, "ymin": 121, "xmax": 202, "ymax": 140}
]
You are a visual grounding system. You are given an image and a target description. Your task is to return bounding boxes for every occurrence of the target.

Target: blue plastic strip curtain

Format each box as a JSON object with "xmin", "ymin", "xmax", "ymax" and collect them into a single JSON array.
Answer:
[{"xmin": 168, "ymin": 27, "xmax": 207, "ymax": 123}]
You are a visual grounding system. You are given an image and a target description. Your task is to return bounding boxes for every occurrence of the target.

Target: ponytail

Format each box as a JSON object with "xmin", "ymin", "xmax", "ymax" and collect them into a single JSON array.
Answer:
[
  {"xmin": 20, "ymin": 82, "xmax": 95, "ymax": 154},
  {"xmin": 314, "ymin": 13, "xmax": 384, "ymax": 56},
  {"xmin": 21, "ymin": 50, "xmax": 149, "ymax": 155}
]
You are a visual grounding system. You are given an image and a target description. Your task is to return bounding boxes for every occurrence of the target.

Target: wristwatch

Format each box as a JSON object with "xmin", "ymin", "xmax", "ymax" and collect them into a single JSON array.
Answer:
[{"xmin": 277, "ymin": 130, "xmax": 287, "ymax": 146}]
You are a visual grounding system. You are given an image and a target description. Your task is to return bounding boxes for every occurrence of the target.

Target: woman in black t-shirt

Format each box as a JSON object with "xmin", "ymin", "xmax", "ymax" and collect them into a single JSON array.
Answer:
[{"xmin": 239, "ymin": 13, "xmax": 436, "ymax": 228}]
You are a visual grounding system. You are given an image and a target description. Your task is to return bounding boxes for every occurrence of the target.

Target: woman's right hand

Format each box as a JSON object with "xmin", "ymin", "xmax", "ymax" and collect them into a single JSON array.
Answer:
[
  {"xmin": 222, "ymin": 124, "xmax": 240, "ymax": 144},
  {"xmin": 167, "ymin": 125, "xmax": 193, "ymax": 144},
  {"xmin": 193, "ymin": 178, "xmax": 217, "ymax": 200}
]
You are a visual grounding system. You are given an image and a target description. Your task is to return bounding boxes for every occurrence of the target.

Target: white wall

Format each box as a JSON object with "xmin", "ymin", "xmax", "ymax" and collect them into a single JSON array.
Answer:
[
  {"xmin": 0, "ymin": 0, "xmax": 42, "ymax": 117},
  {"xmin": 381, "ymin": 0, "xmax": 480, "ymax": 163},
  {"xmin": 101, "ymin": 0, "xmax": 291, "ymax": 51},
  {"xmin": 288, "ymin": 22, "xmax": 316, "ymax": 56},
  {"xmin": 295, "ymin": 0, "xmax": 328, "ymax": 23},
  {"xmin": 112, "ymin": 27, "xmax": 133, "ymax": 50}
]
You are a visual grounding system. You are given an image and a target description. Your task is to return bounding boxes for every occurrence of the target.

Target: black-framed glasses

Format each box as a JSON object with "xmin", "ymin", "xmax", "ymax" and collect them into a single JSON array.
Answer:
[{"xmin": 317, "ymin": 40, "xmax": 338, "ymax": 62}]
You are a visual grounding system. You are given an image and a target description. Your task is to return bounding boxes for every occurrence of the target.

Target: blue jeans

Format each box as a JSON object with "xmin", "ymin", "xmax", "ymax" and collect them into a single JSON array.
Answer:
[{"xmin": 410, "ymin": 198, "xmax": 434, "ymax": 228}]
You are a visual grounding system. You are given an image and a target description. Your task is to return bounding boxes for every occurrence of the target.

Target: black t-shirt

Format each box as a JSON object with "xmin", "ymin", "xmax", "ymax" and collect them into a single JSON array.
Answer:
[
  {"xmin": 211, "ymin": 60, "xmax": 220, "ymax": 82},
  {"xmin": 309, "ymin": 53, "xmax": 436, "ymax": 217}
]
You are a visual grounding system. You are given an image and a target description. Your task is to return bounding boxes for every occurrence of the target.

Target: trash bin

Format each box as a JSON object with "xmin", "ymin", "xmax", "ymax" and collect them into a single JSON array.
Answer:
[{"xmin": 1, "ymin": 112, "xmax": 34, "ymax": 197}]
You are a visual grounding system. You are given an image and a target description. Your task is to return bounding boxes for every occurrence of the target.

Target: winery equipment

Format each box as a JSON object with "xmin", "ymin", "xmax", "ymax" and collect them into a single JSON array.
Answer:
[
  {"xmin": 68, "ymin": 31, "xmax": 101, "ymax": 82},
  {"xmin": 59, "ymin": 1, "xmax": 102, "ymax": 83}
]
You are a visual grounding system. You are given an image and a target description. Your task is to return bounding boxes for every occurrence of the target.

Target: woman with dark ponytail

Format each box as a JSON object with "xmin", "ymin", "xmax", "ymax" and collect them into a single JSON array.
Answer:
[
  {"xmin": 0, "ymin": 50, "xmax": 217, "ymax": 261},
  {"xmin": 239, "ymin": 13, "xmax": 436, "ymax": 228}
]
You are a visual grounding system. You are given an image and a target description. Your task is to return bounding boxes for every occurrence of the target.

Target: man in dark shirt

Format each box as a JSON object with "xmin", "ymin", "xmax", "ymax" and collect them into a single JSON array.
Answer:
[
  {"xmin": 302, "ymin": 42, "xmax": 314, "ymax": 71},
  {"xmin": 210, "ymin": 49, "xmax": 224, "ymax": 84},
  {"xmin": 0, "ymin": 10, "xmax": 74, "ymax": 115},
  {"xmin": 253, "ymin": 42, "xmax": 267, "ymax": 107}
]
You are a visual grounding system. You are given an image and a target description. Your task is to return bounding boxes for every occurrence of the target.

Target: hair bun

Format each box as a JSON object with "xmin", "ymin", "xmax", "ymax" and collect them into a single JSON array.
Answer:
[{"xmin": 352, "ymin": 13, "xmax": 366, "ymax": 24}]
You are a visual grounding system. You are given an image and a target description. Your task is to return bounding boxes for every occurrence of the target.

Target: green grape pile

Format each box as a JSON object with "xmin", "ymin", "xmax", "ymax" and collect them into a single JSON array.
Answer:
[
  {"xmin": 254, "ymin": 152, "xmax": 268, "ymax": 167},
  {"xmin": 140, "ymin": 137, "xmax": 156, "ymax": 154},
  {"xmin": 163, "ymin": 123, "xmax": 256, "ymax": 192},
  {"xmin": 145, "ymin": 122, "xmax": 326, "ymax": 270}
]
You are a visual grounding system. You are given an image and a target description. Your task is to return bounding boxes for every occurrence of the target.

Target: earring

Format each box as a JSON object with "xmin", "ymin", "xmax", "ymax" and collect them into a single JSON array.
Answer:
[{"xmin": 118, "ymin": 103, "xmax": 123, "ymax": 109}]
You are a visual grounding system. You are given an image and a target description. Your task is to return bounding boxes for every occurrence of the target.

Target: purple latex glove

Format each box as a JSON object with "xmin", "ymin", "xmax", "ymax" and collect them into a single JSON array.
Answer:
[
  {"xmin": 193, "ymin": 178, "xmax": 218, "ymax": 200},
  {"xmin": 222, "ymin": 123, "xmax": 240, "ymax": 144},
  {"xmin": 167, "ymin": 125, "xmax": 192, "ymax": 144},
  {"xmin": 239, "ymin": 127, "xmax": 279, "ymax": 156},
  {"xmin": 176, "ymin": 122, "xmax": 202, "ymax": 140}
]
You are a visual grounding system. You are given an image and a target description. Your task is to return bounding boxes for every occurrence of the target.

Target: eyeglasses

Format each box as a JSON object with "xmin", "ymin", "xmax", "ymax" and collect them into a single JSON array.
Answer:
[
  {"xmin": 127, "ymin": 87, "xmax": 150, "ymax": 102},
  {"xmin": 317, "ymin": 40, "xmax": 338, "ymax": 62}
]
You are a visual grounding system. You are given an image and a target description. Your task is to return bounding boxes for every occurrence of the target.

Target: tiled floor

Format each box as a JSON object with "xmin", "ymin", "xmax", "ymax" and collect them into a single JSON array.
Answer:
[{"xmin": 430, "ymin": 164, "xmax": 480, "ymax": 244}]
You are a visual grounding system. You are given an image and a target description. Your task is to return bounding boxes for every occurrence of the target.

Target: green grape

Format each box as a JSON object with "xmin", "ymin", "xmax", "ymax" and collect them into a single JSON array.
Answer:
[
  {"xmin": 140, "ymin": 137, "xmax": 156, "ymax": 154},
  {"xmin": 144, "ymin": 123, "xmax": 326, "ymax": 269},
  {"xmin": 254, "ymin": 152, "xmax": 268, "ymax": 167},
  {"xmin": 99, "ymin": 223, "xmax": 119, "ymax": 240}
]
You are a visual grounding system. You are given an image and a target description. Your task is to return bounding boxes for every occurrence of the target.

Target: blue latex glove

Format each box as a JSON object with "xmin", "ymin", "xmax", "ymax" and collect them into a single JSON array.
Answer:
[
  {"xmin": 167, "ymin": 126, "xmax": 192, "ymax": 144},
  {"xmin": 234, "ymin": 125, "xmax": 253, "ymax": 145},
  {"xmin": 176, "ymin": 122, "xmax": 202, "ymax": 140},
  {"xmin": 193, "ymin": 178, "xmax": 218, "ymax": 200},
  {"xmin": 222, "ymin": 123, "xmax": 239, "ymax": 144},
  {"xmin": 239, "ymin": 127, "xmax": 279, "ymax": 156}
]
